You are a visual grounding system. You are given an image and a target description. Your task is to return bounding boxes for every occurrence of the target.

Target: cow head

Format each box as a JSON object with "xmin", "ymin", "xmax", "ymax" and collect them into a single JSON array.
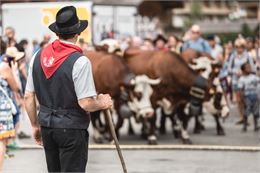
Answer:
[
  {"xmin": 127, "ymin": 75, "xmax": 161, "ymax": 120},
  {"xmin": 189, "ymin": 57, "xmax": 214, "ymax": 79},
  {"xmin": 96, "ymin": 39, "xmax": 123, "ymax": 56}
]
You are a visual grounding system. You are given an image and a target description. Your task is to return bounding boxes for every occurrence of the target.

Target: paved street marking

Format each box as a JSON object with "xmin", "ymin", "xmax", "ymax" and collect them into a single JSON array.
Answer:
[{"xmin": 19, "ymin": 144, "xmax": 260, "ymax": 151}]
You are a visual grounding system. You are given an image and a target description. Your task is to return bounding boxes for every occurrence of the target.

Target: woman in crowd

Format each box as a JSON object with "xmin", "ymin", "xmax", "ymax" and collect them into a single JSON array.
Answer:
[
  {"xmin": 0, "ymin": 39, "xmax": 21, "ymax": 171},
  {"xmin": 228, "ymin": 38, "xmax": 256, "ymax": 124},
  {"xmin": 167, "ymin": 35, "xmax": 178, "ymax": 53}
]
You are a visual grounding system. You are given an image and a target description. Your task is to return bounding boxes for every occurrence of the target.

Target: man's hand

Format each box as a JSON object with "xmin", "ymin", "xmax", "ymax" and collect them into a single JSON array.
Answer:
[
  {"xmin": 97, "ymin": 94, "xmax": 113, "ymax": 110},
  {"xmin": 32, "ymin": 126, "xmax": 42, "ymax": 146},
  {"xmin": 78, "ymin": 94, "xmax": 113, "ymax": 112}
]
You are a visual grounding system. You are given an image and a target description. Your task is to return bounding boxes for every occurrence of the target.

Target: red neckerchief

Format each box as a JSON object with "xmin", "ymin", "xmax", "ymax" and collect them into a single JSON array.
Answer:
[{"xmin": 40, "ymin": 39, "xmax": 82, "ymax": 79}]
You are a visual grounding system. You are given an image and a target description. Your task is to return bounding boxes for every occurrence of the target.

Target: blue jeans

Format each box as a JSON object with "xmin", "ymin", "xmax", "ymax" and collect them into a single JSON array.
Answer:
[{"xmin": 244, "ymin": 94, "xmax": 259, "ymax": 117}]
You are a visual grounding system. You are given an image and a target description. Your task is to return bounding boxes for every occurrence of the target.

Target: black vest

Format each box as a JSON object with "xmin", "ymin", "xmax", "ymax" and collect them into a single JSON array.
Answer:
[{"xmin": 33, "ymin": 50, "xmax": 90, "ymax": 129}]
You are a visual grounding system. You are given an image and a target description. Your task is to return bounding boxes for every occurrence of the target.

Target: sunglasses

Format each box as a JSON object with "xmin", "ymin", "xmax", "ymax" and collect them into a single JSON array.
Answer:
[{"xmin": 191, "ymin": 31, "xmax": 200, "ymax": 34}]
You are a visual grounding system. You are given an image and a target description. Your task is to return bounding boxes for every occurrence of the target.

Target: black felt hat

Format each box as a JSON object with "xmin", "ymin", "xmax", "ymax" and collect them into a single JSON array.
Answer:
[{"xmin": 48, "ymin": 6, "xmax": 88, "ymax": 35}]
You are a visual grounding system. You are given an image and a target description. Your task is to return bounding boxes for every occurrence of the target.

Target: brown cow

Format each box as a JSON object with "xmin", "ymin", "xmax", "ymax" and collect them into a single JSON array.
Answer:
[
  {"xmin": 123, "ymin": 48, "xmax": 209, "ymax": 144},
  {"xmin": 181, "ymin": 48, "xmax": 214, "ymax": 64},
  {"xmin": 86, "ymin": 50, "xmax": 134, "ymax": 143},
  {"xmin": 85, "ymin": 50, "xmax": 160, "ymax": 144}
]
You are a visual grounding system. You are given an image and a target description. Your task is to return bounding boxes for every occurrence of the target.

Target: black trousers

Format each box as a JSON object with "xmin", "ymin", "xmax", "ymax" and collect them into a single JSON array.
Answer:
[{"xmin": 41, "ymin": 126, "xmax": 89, "ymax": 173}]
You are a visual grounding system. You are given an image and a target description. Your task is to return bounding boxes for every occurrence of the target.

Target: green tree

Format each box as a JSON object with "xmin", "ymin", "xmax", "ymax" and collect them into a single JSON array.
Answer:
[
  {"xmin": 190, "ymin": 1, "xmax": 203, "ymax": 21},
  {"xmin": 183, "ymin": 1, "xmax": 203, "ymax": 31},
  {"xmin": 241, "ymin": 23, "xmax": 254, "ymax": 37}
]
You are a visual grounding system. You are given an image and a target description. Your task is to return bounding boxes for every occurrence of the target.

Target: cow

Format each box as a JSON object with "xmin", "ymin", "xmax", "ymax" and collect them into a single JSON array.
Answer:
[
  {"xmin": 85, "ymin": 50, "xmax": 160, "ymax": 144},
  {"xmin": 189, "ymin": 56, "xmax": 230, "ymax": 135},
  {"xmin": 123, "ymin": 48, "xmax": 209, "ymax": 144}
]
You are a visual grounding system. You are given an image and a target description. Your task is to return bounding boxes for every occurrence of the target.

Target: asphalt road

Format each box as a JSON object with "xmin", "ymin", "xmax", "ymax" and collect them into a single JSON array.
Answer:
[
  {"xmin": 17, "ymin": 103, "xmax": 260, "ymax": 146},
  {"xmin": 3, "ymin": 149, "xmax": 260, "ymax": 173},
  {"xmin": 3, "ymin": 102, "xmax": 259, "ymax": 173}
]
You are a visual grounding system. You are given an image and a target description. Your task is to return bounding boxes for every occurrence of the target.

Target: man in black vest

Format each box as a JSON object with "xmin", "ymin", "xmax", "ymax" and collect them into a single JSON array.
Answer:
[{"xmin": 24, "ymin": 6, "xmax": 113, "ymax": 172}]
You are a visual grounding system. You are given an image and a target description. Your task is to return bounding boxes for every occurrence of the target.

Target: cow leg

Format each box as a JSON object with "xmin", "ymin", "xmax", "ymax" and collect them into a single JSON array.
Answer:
[
  {"xmin": 176, "ymin": 105, "xmax": 192, "ymax": 144},
  {"xmin": 213, "ymin": 113, "xmax": 225, "ymax": 136},
  {"xmin": 103, "ymin": 110, "xmax": 114, "ymax": 142},
  {"xmin": 115, "ymin": 114, "xmax": 124, "ymax": 139},
  {"xmin": 90, "ymin": 111, "xmax": 104, "ymax": 143},
  {"xmin": 147, "ymin": 114, "xmax": 158, "ymax": 145},
  {"xmin": 114, "ymin": 101, "xmax": 126, "ymax": 139},
  {"xmin": 170, "ymin": 115, "xmax": 181, "ymax": 139},
  {"xmin": 198, "ymin": 115, "xmax": 206, "ymax": 131},
  {"xmin": 159, "ymin": 108, "xmax": 167, "ymax": 134},
  {"xmin": 193, "ymin": 114, "xmax": 200, "ymax": 134},
  {"xmin": 141, "ymin": 119, "xmax": 148, "ymax": 139},
  {"xmin": 93, "ymin": 127, "xmax": 104, "ymax": 144},
  {"xmin": 128, "ymin": 118, "xmax": 135, "ymax": 135}
]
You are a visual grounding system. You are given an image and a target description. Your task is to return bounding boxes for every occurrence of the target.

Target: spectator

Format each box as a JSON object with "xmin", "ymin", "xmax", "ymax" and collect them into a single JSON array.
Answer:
[
  {"xmin": 4, "ymin": 27, "xmax": 18, "ymax": 48},
  {"xmin": 167, "ymin": 35, "xmax": 179, "ymax": 53},
  {"xmin": 101, "ymin": 25, "xmax": 108, "ymax": 40},
  {"xmin": 4, "ymin": 47, "xmax": 24, "ymax": 137},
  {"xmin": 228, "ymin": 38, "xmax": 256, "ymax": 124},
  {"xmin": 39, "ymin": 41, "xmax": 48, "ymax": 49},
  {"xmin": 246, "ymin": 37, "xmax": 257, "ymax": 63},
  {"xmin": 255, "ymin": 36, "xmax": 260, "ymax": 72},
  {"xmin": 183, "ymin": 24, "xmax": 212, "ymax": 55},
  {"xmin": 32, "ymin": 39, "xmax": 40, "ymax": 55},
  {"xmin": 238, "ymin": 63, "xmax": 259, "ymax": 132},
  {"xmin": 43, "ymin": 33, "xmax": 51, "ymax": 43},
  {"xmin": 153, "ymin": 34, "xmax": 168, "ymax": 51},
  {"xmin": 223, "ymin": 41, "xmax": 234, "ymax": 60},
  {"xmin": 141, "ymin": 38, "xmax": 154, "ymax": 51},
  {"xmin": 0, "ymin": 39, "xmax": 20, "ymax": 170},
  {"xmin": 17, "ymin": 39, "xmax": 29, "ymax": 52},
  {"xmin": 129, "ymin": 36, "xmax": 143, "ymax": 48},
  {"xmin": 207, "ymin": 35, "xmax": 223, "ymax": 61},
  {"xmin": 219, "ymin": 41, "xmax": 234, "ymax": 101}
]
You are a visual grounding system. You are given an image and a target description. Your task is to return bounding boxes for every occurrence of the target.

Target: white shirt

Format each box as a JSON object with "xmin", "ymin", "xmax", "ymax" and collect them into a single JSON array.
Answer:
[
  {"xmin": 238, "ymin": 74, "xmax": 259, "ymax": 96},
  {"xmin": 25, "ymin": 50, "xmax": 97, "ymax": 100}
]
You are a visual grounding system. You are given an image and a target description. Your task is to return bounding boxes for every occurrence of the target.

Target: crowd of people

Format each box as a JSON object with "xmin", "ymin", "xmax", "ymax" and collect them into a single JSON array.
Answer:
[{"xmin": 0, "ymin": 24, "xmax": 259, "ymax": 170}]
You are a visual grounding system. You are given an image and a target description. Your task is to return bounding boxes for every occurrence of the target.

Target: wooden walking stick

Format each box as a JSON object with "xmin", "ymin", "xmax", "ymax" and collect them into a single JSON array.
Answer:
[{"xmin": 105, "ymin": 109, "xmax": 128, "ymax": 173}]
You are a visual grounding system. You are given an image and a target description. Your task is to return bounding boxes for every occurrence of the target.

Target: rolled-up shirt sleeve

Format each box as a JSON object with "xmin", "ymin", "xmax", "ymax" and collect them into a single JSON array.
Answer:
[
  {"xmin": 25, "ymin": 52, "xmax": 38, "ymax": 92},
  {"xmin": 73, "ymin": 56, "xmax": 97, "ymax": 100}
]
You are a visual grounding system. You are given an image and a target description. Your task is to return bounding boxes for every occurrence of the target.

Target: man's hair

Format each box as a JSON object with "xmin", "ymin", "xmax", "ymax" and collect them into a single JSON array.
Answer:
[
  {"xmin": 241, "ymin": 62, "xmax": 250, "ymax": 71},
  {"xmin": 5, "ymin": 26, "xmax": 15, "ymax": 33},
  {"xmin": 0, "ymin": 38, "xmax": 7, "ymax": 55},
  {"xmin": 57, "ymin": 33, "xmax": 77, "ymax": 40}
]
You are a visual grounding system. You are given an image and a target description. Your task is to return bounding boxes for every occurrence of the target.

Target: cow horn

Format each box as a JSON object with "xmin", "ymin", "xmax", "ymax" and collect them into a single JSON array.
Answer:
[
  {"xmin": 147, "ymin": 78, "xmax": 161, "ymax": 85},
  {"xmin": 130, "ymin": 79, "xmax": 136, "ymax": 85}
]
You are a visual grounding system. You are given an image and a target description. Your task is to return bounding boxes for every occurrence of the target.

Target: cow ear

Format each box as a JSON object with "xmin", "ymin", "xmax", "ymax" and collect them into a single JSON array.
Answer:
[{"xmin": 130, "ymin": 79, "xmax": 136, "ymax": 85}]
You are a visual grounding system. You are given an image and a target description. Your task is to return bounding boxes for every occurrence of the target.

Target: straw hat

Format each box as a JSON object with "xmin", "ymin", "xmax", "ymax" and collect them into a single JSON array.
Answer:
[
  {"xmin": 6, "ymin": 47, "xmax": 25, "ymax": 61},
  {"xmin": 234, "ymin": 38, "xmax": 246, "ymax": 47}
]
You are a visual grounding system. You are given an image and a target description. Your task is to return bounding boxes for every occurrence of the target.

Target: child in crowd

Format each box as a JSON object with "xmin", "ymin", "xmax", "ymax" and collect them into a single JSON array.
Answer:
[{"xmin": 238, "ymin": 63, "xmax": 260, "ymax": 132}]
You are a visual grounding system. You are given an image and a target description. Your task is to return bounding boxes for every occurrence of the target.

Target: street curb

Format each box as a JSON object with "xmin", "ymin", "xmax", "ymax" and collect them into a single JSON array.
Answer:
[{"xmin": 18, "ymin": 144, "xmax": 260, "ymax": 152}]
